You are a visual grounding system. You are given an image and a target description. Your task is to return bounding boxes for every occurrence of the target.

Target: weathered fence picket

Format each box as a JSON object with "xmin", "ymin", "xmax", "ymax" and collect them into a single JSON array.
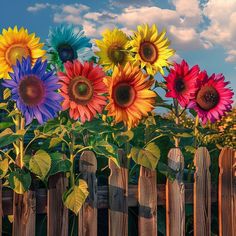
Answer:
[
  {"xmin": 0, "ymin": 147, "xmax": 235, "ymax": 236},
  {"xmin": 194, "ymin": 147, "xmax": 211, "ymax": 236},
  {"xmin": 166, "ymin": 148, "xmax": 185, "ymax": 236},
  {"xmin": 47, "ymin": 173, "xmax": 68, "ymax": 236},
  {"xmin": 108, "ymin": 149, "xmax": 128, "ymax": 236},
  {"xmin": 78, "ymin": 151, "xmax": 98, "ymax": 236},
  {"xmin": 138, "ymin": 166, "xmax": 157, "ymax": 236},
  {"xmin": 218, "ymin": 148, "xmax": 236, "ymax": 236}
]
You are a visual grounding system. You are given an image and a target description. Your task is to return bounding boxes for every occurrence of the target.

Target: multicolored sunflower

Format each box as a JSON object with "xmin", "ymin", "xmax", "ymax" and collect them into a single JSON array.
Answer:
[
  {"xmin": 188, "ymin": 71, "xmax": 234, "ymax": 124},
  {"xmin": 0, "ymin": 26, "xmax": 46, "ymax": 79},
  {"xmin": 2, "ymin": 57, "xmax": 62, "ymax": 125},
  {"xmin": 165, "ymin": 60, "xmax": 200, "ymax": 108},
  {"xmin": 47, "ymin": 25, "xmax": 93, "ymax": 69},
  {"xmin": 128, "ymin": 24, "xmax": 175, "ymax": 75},
  {"xmin": 104, "ymin": 62, "xmax": 156, "ymax": 129},
  {"xmin": 95, "ymin": 28, "xmax": 132, "ymax": 72},
  {"xmin": 58, "ymin": 60, "xmax": 107, "ymax": 122}
]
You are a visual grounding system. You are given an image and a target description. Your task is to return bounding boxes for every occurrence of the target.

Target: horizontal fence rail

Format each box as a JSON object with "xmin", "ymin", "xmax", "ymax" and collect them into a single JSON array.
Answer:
[{"xmin": 0, "ymin": 147, "xmax": 235, "ymax": 236}]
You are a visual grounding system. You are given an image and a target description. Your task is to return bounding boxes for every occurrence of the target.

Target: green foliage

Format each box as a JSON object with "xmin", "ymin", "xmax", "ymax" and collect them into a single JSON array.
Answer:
[
  {"xmin": 0, "ymin": 158, "xmax": 8, "ymax": 179},
  {"xmin": 0, "ymin": 128, "xmax": 22, "ymax": 148}
]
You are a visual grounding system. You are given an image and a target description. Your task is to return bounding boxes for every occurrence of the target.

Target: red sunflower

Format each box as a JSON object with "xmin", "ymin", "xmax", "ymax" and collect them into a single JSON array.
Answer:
[{"xmin": 58, "ymin": 60, "xmax": 107, "ymax": 122}]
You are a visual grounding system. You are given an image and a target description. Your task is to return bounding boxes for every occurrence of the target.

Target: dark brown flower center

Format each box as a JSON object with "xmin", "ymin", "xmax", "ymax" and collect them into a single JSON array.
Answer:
[
  {"xmin": 174, "ymin": 78, "xmax": 185, "ymax": 92},
  {"xmin": 108, "ymin": 44, "xmax": 125, "ymax": 65},
  {"xmin": 196, "ymin": 86, "xmax": 219, "ymax": 111},
  {"xmin": 57, "ymin": 44, "xmax": 76, "ymax": 63},
  {"xmin": 68, "ymin": 76, "xmax": 93, "ymax": 105},
  {"xmin": 19, "ymin": 76, "xmax": 45, "ymax": 106},
  {"xmin": 114, "ymin": 83, "xmax": 136, "ymax": 108},
  {"xmin": 139, "ymin": 41, "xmax": 158, "ymax": 64},
  {"xmin": 6, "ymin": 44, "xmax": 31, "ymax": 66}
]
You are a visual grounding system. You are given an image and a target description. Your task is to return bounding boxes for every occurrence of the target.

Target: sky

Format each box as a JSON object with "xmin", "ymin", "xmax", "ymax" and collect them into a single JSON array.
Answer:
[{"xmin": 0, "ymin": 0, "xmax": 235, "ymax": 99}]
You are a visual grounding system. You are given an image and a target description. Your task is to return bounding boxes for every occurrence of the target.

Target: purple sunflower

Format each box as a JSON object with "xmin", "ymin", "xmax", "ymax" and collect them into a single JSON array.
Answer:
[{"xmin": 2, "ymin": 57, "xmax": 63, "ymax": 125}]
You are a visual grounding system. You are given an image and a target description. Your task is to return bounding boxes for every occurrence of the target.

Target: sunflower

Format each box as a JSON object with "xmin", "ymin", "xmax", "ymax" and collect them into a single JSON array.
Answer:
[
  {"xmin": 105, "ymin": 62, "xmax": 156, "ymax": 129},
  {"xmin": 47, "ymin": 25, "xmax": 93, "ymax": 69},
  {"xmin": 58, "ymin": 60, "xmax": 107, "ymax": 122},
  {"xmin": 0, "ymin": 26, "xmax": 46, "ymax": 79},
  {"xmin": 2, "ymin": 57, "xmax": 62, "ymax": 125},
  {"xmin": 165, "ymin": 60, "xmax": 200, "ymax": 108},
  {"xmin": 95, "ymin": 28, "xmax": 132, "ymax": 72},
  {"xmin": 188, "ymin": 71, "xmax": 234, "ymax": 124},
  {"xmin": 128, "ymin": 24, "xmax": 175, "ymax": 76}
]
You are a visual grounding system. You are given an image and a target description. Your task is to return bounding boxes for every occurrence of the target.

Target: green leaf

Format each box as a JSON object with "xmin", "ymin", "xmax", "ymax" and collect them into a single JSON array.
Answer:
[
  {"xmin": 8, "ymin": 169, "xmax": 31, "ymax": 194},
  {"xmin": 157, "ymin": 162, "xmax": 176, "ymax": 181},
  {"xmin": 184, "ymin": 146, "xmax": 196, "ymax": 154},
  {"xmin": 3, "ymin": 88, "xmax": 11, "ymax": 100},
  {"xmin": 49, "ymin": 152, "xmax": 71, "ymax": 176},
  {"xmin": 0, "ymin": 122, "xmax": 14, "ymax": 131},
  {"xmin": 29, "ymin": 150, "xmax": 51, "ymax": 180},
  {"xmin": 0, "ymin": 103, "xmax": 8, "ymax": 110},
  {"xmin": 49, "ymin": 137, "xmax": 63, "ymax": 148},
  {"xmin": 63, "ymin": 179, "xmax": 89, "ymax": 215},
  {"xmin": 0, "ymin": 158, "xmax": 9, "ymax": 179},
  {"xmin": 0, "ymin": 128, "xmax": 22, "ymax": 148},
  {"xmin": 114, "ymin": 130, "xmax": 134, "ymax": 146},
  {"xmin": 131, "ymin": 142, "xmax": 160, "ymax": 169},
  {"xmin": 8, "ymin": 110, "xmax": 21, "ymax": 117}
]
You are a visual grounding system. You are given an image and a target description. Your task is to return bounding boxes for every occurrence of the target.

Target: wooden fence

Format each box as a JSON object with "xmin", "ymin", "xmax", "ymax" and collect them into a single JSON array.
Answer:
[{"xmin": 0, "ymin": 147, "xmax": 235, "ymax": 236}]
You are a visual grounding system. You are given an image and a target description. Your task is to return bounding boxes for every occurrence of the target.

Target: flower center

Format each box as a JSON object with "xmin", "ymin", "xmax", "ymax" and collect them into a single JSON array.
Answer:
[
  {"xmin": 68, "ymin": 76, "xmax": 94, "ymax": 105},
  {"xmin": 108, "ymin": 45, "xmax": 125, "ymax": 65},
  {"xmin": 174, "ymin": 78, "xmax": 185, "ymax": 92},
  {"xmin": 139, "ymin": 41, "xmax": 158, "ymax": 64},
  {"xmin": 196, "ymin": 86, "xmax": 219, "ymax": 111},
  {"xmin": 19, "ymin": 76, "xmax": 45, "ymax": 106},
  {"xmin": 114, "ymin": 83, "xmax": 136, "ymax": 108},
  {"xmin": 6, "ymin": 44, "xmax": 30, "ymax": 66},
  {"xmin": 57, "ymin": 44, "xmax": 76, "ymax": 63}
]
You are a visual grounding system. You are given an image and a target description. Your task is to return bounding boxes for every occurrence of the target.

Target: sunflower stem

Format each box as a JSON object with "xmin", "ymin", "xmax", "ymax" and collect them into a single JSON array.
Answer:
[
  {"xmin": 194, "ymin": 115, "xmax": 199, "ymax": 147},
  {"xmin": 173, "ymin": 99, "xmax": 180, "ymax": 147},
  {"xmin": 69, "ymin": 123, "xmax": 76, "ymax": 187}
]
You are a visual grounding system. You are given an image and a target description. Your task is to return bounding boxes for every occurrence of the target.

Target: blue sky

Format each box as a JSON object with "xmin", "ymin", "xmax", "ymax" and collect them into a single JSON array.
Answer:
[{"xmin": 0, "ymin": 0, "xmax": 235, "ymax": 99}]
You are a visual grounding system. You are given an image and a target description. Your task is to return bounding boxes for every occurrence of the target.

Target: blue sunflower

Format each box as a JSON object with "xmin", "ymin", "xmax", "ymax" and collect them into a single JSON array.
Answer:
[
  {"xmin": 47, "ymin": 24, "xmax": 93, "ymax": 67},
  {"xmin": 2, "ymin": 57, "xmax": 63, "ymax": 125}
]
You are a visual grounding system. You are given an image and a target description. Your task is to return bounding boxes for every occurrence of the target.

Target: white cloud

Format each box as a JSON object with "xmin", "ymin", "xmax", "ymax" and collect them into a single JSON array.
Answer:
[{"xmin": 27, "ymin": 3, "xmax": 51, "ymax": 12}]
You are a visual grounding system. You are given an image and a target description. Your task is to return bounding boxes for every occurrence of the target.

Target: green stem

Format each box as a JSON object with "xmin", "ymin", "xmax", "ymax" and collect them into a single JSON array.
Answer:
[
  {"xmin": 69, "ymin": 123, "xmax": 76, "ymax": 187},
  {"xmin": 173, "ymin": 99, "xmax": 180, "ymax": 148},
  {"xmin": 74, "ymin": 146, "xmax": 92, "ymax": 157},
  {"xmin": 194, "ymin": 115, "xmax": 199, "ymax": 148}
]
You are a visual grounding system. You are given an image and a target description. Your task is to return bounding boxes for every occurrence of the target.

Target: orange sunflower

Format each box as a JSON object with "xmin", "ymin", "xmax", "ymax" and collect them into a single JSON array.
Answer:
[
  {"xmin": 58, "ymin": 60, "xmax": 107, "ymax": 122},
  {"xmin": 105, "ymin": 63, "xmax": 156, "ymax": 129},
  {"xmin": 0, "ymin": 26, "xmax": 46, "ymax": 79}
]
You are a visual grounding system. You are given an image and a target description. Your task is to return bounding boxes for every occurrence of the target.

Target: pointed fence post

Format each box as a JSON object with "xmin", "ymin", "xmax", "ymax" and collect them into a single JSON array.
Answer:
[
  {"xmin": 108, "ymin": 150, "xmax": 128, "ymax": 236},
  {"xmin": 218, "ymin": 148, "xmax": 236, "ymax": 236},
  {"xmin": 138, "ymin": 166, "xmax": 157, "ymax": 236},
  {"xmin": 166, "ymin": 148, "xmax": 185, "ymax": 236},
  {"xmin": 194, "ymin": 147, "xmax": 211, "ymax": 236},
  {"xmin": 78, "ymin": 151, "xmax": 97, "ymax": 236}
]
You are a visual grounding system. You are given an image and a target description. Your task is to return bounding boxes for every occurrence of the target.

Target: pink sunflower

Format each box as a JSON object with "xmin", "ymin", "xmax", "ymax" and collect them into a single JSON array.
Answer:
[
  {"xmin": 58, "ymin": 60, "xmax": 107, "ymax": 122},
  {"xmin": 188, "ymin": 71, "xmax": 234, "ymax": 124},
  {"xmin": 165, "ymin": 60, "xmax": 200, "ymax": 107}
]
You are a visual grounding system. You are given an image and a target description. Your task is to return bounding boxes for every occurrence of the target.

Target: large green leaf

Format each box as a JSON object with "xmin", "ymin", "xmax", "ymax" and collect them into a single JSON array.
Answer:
[
  {"xmin": 0, "ymin": 158, "xmax": 9, "ymax": 179},
  {"xmin": 131, "ymin": 142, "xmax": 160, "ymax": 170},
  {"xmin": 49, "ymin": 137, "xmax": 63, "ymax": 148},
  {"xmin": 29, "ymin": 150, "xmax": 51, "ymax": 180},
  {"xmin": 114, "ymin": 130, "xmax": 134, "ymax": 146},
  {"xmin": 8, "ymin": 169, "xmax": 31, "ymax": 194},
  {"xmin": 63, "ymin": 179, "xmax": 89, "ymax": 215},
  {"xmin": 49, "ymin": 152, "xmax": 71, "ymax": 176},
  {"xmin": 0, "ymin": 128, "xmax": 22, "ymax": 148}
]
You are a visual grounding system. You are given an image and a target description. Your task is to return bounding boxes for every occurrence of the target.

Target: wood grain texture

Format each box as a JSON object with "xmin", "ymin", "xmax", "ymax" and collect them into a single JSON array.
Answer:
[
  {"xmin": 0, "ymin": 180, "xmax": 2, "ymax": 236},
  {"xmin": 166, "ymin": 148, "xmax": 185, "ymax": 236},
  {"xmin": 47, "ymin": 173, "xmax": 68, "ymax": 236},
  {"xmin": 108, "ymin": 150, "xmax": 128, "ymax": 236},
  {"xmin": 78, "ymin": 151, "xmax": 97, "ymax": 236},
  {"xmin": 194, "ymin": 147, "xmax": 211, "ymax": 236},
  {"xmin": 12, "ymin": 191, "xmax": 36, "ymax": 236},
  {"xmin": 138, "ymin": 167, "xmax": 157, "ymax": 236},
  {"xmin": 218, "ymin": 148, "xmax": 235, "ymax": 236}
]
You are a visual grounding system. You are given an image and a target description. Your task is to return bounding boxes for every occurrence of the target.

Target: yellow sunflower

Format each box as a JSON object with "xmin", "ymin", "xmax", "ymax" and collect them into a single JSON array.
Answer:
[
  {"xmin": 104, "ymin": 62, "xmax": 156, "ymax": 129},
  {"xmin": 128, "ymin": 24, "xmax": 175, "ymax": 76},
  {"xmin": 95, "ymin": 28, "xmax": 132, "ymax": 72},
  {"xmin": 0, "ymin": 26, "xmax": 46, "ymax": 79}
]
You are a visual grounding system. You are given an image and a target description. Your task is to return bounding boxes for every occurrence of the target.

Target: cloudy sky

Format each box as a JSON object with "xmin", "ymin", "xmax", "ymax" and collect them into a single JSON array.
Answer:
[{"xmin": 0, "ymin": 0, "xmax": 235, "ymax": 98}]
